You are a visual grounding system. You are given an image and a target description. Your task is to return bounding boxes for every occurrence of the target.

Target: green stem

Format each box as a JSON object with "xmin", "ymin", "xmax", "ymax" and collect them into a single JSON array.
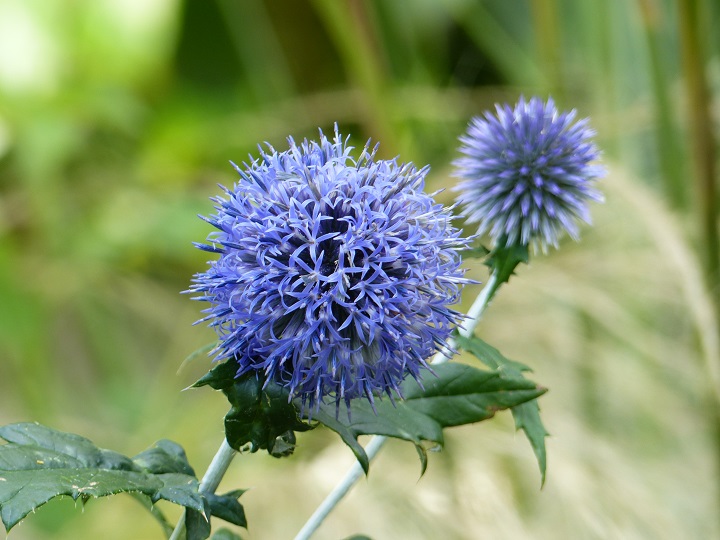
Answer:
[
  {"xmin": 638, "ymin": 0, "xmax": 687, "ymax": 208},
  {"xmin": 169, "ymin": 439, "xmax": 237, "ymax": 540},
  {"xmin": 292, "ymin": 434, "xmax": 388, "ymax": 540},
  {"xmin": 446, "ymin": 1, "xmax": 546, "ymax": 88},
  {"xmin": 309, "ymin": 0, "xmax": 398, "ymax": 153},
  {"xmin": 293, "ymin": 271, "xmax": 501, "ymax": 540},
  {"xmin": 678, "ymin": 0, "xmax": 718, "ymax": 282},
  {"xmin": 530, "ymin": 0, "xmax": 562, "ymax": 97},
  {"xmin": 677, "ymin": 0, "xmax": 720, "ymax": 526}
]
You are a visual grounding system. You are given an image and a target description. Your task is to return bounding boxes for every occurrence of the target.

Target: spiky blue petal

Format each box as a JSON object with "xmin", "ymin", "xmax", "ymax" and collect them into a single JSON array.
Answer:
[
  {"xmin": 453, "ymin": 97, "xmax": 604, "ymax": 252},
  {"xmin": 190, "ymin": 127, "xmax": 470, "ymax": 409}
]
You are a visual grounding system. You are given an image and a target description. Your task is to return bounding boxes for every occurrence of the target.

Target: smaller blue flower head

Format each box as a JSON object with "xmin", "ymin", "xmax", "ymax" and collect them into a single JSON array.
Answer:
[
  {"xmin": 190, "ymin": 127, "xmax": 470, "ymax": 409},
  {"xmin": 453, "ymin": 97, "xmax": 604, "ymax": 252}
]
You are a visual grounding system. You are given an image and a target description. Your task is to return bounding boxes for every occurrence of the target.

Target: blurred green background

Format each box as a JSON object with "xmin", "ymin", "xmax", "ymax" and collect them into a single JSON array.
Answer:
[{"xmin": 1, "ymin": 0, "xmax": 719, "ymax": 538}]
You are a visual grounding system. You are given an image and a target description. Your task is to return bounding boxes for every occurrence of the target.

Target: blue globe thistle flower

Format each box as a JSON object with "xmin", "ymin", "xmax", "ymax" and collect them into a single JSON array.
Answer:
[
  {"xmin": 453, "ymin": 97, "xmax": 604, "ymax": 252},
  {"xmin": 190, "ymin": 128, "xmax": 470, "ymax": 409}
]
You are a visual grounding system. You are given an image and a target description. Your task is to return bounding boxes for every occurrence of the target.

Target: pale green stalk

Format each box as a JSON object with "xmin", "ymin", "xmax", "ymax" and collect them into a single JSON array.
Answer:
[
  {"xmin": 169, "ymin": 439, "xmax": 237, "ymax": 540},
  {"xmin": 293, "ymin": 272, "xmax": 500, "ymax": 540}
]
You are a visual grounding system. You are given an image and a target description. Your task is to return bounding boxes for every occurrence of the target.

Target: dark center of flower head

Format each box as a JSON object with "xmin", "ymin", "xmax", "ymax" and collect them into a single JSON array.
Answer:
[{"xmin": 191, "ymin": 129, "xmax": 470, "ymax": 410}]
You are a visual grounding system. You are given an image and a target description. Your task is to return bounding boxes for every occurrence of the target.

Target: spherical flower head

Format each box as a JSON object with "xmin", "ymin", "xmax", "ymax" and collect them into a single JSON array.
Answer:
[
  {"xmin": 453, "ymin": 96, "xmax": 604, "ymax": 252},
  {"xmin": 190, "ymin": 127, "xmax": 470, "ymax": 410}
]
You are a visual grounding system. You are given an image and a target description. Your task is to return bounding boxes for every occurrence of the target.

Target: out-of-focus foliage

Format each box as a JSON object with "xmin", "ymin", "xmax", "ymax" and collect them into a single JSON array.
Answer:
[{"xmin": 0, "ymin": 0, "xmax": 718, "ymax": 539}]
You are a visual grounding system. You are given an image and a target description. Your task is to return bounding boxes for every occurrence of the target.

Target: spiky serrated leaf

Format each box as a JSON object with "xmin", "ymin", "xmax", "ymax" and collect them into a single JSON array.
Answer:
[
  {"xmin": 132, "ymin": 439, "xmax": 196, "ymax": 476},
  {"xmin": 205, "ymin": 490, "xmax": 247, "ymax": 528},
  {"xmin": 185, "ymin": 490, "xmax": 248, "ymax": 540},
  {"xmin": 455, "ymin": 334, "xmax": 532, "ymax": 376},
  {"xmin": 223, "ymin": 374, "xmax": 314, "ymax": 454},
  {"xmin": 456, "ymin": 334, "xmax": 549, "ymax": 484},
  {"xmin": 484, "ymin": 243, "xmax": 529, "ymax": 285},
  {"xmin": 192, "ymin": 359, "xmax": 239, "ymax": 390},
  {"xmin": 0, "ymin": 423, "xmax": 205, "ymax": 532},
  {"xmin": 267, "ymin": 431, "xmax": 297, "ymax": 458},
  {"xmin": 186, "ymin": 500, "xmax": 212, "ymax": 540},
  {"xmin": 195, "ymin": 363, "xmax": 313, "ymax": 455},
  {"xmin": 511, "ymin": 401, "xmax": 549, "ymax": 483},
  {"xmin": 311, "ymin": 363, "xmax": 545, "ymax": 474}
]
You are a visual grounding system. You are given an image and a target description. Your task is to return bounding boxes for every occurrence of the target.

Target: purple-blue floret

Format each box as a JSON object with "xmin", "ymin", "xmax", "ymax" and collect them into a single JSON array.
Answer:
[
  {"xmin": 453, "ymin": 97, "xmax": 604, "ymax": 252},
  {"xmin": 190, "ymin": 128, "xmax": 470, "ymax": 409}
]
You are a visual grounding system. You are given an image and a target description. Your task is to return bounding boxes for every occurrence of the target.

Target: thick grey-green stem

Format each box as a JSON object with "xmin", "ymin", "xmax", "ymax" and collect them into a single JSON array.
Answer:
[{"xmin": 169, "ymin": 439, "xmax": 237, "ymax": 540}]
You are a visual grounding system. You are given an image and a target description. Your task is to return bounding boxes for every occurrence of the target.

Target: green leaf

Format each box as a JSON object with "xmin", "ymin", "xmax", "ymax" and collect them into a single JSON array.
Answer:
[
  {"xmin": 454, "ymin": 334, "xmax": 532, "ymax": 376},
  {"xmin": 185, "ymin": 489, "xmax": 247, "ymax": 540},
  {"xmin": 223, "ymin": 375, "xmax": 313, "ymax": 455},
  {"xmin": 267, "ymin": 430, "xmax": 297, "ymax": 458},
  {"xmin": 311, "ymin": 363, "xmax": 546, "ymax": 474},
  {"xmin": 186, "ymin": 501, "xmax": 212, "ymax": 540},
  {"xmin": 192, "ymin": 359, "xmax": 239, "ymax": 391},
  {"xmin": 484, "ymin": 243, "xmax": 529, "ymax": 286},
  {"xmin": 194, "ymin": 362, "xmax": 313, "ymax": 455},
  {"xmin": 205, "ymin": 490, "xmax": 247, "ymax": 528},
  {"xmin": 0, "ymin": 422, "xmax": 136, "ymax": 471},
  {"xmin": 510, "ymin": 401, "xmax": 549, "ymax": 483},
  {"xmin": 0, "ymin": 423, "xmax": 206, "ymax": 532},
  {"xmin": 132, "ymin": 439, "xmax": 197, "ymax": 476},
  {"xmin": 455, "ymin": 334, "xmax": 549, "ymax": 484}
]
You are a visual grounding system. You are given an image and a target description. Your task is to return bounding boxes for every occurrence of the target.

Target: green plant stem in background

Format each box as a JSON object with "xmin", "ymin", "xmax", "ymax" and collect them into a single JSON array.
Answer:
[
  {"xmin": 217, "ymin": 0, "xmax": 296, "ymax": 103},
  {"xmin": 169, "ymin": 439, "xmax": 237, "ymax": 540},
  {"xmin": 530, "ymin": 0, "xmax": 562, "ymax": 97},
  {"xmin": 677, "ymin": 0, "xmax": 720, "ymax": 523},
  {"xmin": 293, "ymin": 272, "xmax": 501, "ymax": 540},
  {"xmin": 677, "ymin": 0, "xmax": 719, "ymax": 292},
  {"xmin": 446, "ymin": 1, "xmax": 545, "ymax": 88},
  {"xmin": 638, "ymin": 0, "xmax": 687, "ymax": 209},
  {"xmin": 309, "ymin": 0, "xmax": 397, "ymax": 153},
  {"xmin": 293, "ymin": 434, "xmax": 388, "ymax": 540}
]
